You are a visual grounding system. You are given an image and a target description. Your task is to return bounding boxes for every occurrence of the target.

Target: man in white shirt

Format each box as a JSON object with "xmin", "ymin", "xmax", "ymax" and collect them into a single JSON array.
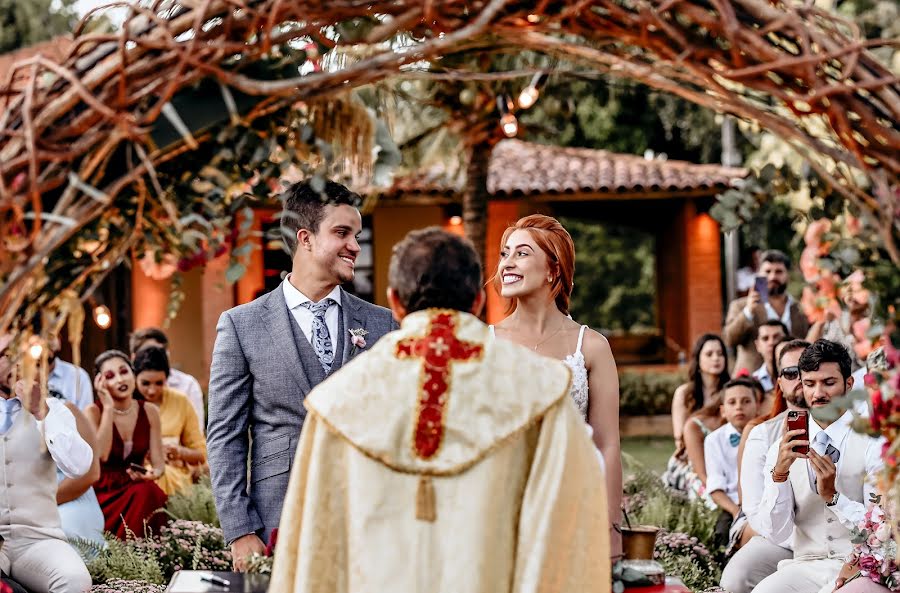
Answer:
[
  {"xmin": 754, "ymin": 339, "xmax": 883, "ymax": 593},
  {"xmin": 720, "ymin": 338, "xmax": 811, "ymax": 593},
  {"xmin": 0, "ymin": 336, "xmax": 94, "ymax": 593},
  {"xmin": 46, "ymin": 335, "xmax": 93, "ymax": 411},
  {"xmin": 723, "ymin": 250, "xmax": 810, "ymax": 374},
  {"xmin": 130, "ymin": 327, "xmax": 205, "ymax": 433},
  {"xmin": 752, "ymin": 320, "xmax": 788, "ymax": 394}
]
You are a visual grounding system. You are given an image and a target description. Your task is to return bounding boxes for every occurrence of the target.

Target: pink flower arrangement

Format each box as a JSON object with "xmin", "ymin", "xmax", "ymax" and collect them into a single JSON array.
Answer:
[{"xmin": 847, "ymin": 500, "xmax": 900, "ymax": 590}]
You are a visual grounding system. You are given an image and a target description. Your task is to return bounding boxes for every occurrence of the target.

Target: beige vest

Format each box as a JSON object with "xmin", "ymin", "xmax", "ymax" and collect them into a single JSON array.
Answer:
[
  {"xmin": 0, "ymin": 409, "xmax": 66, "ymax": 541},
  {"xmin": 789, "ymin": 426, "xmax": 868, "ymax": 560}
]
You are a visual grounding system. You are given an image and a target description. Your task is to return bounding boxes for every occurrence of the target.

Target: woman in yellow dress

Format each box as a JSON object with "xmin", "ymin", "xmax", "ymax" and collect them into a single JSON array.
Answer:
[{"xmin": 132, "ymin": 346, "xmax": 206, "ymax": 495}]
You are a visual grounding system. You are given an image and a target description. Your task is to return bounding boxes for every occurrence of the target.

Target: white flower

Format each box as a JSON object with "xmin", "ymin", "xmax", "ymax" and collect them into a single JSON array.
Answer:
[
  {"xmin": 877, "ymin": 523, "xmax": 893, "ymax": 543},
  {"xmin": 349, "ymin": 328, "xmax": 368, "ymax": 352}
]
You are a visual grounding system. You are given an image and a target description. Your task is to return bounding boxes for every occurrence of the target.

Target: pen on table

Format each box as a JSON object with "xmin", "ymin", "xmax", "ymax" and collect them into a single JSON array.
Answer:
[{"xmin": 200, "ymin": 574, "xmax": 231, "ymax": 587}]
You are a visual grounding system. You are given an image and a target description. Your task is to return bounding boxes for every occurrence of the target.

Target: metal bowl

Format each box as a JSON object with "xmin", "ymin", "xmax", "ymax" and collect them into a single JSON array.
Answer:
[{"xmin": 621, "ymin": 525, "xmax": 660, "ymax": 560}]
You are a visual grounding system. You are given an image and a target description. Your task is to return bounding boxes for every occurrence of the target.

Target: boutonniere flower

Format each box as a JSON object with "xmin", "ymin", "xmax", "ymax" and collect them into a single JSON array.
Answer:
[{"xmin": 349, "ymin": 328, "xmax": 368, "ymax": 355}]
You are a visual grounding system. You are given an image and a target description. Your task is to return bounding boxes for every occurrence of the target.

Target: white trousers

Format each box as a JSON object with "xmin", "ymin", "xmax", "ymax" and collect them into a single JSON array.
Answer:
[
  {"xmin": 720, "ymin": 536, "xmax": 793, "ymax": 593},
  {"xmin": 753, "ymin": 557, "xmax": 843, "ymax": 593},
  {"xmin": 0, "ymin": 536, "xmax": 91, "ymax": 593}
]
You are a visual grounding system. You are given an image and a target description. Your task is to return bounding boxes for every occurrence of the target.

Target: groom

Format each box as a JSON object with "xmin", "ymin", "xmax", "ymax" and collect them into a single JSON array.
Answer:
[{"xmin": 207, "ymin": 179, "xmax": 397, "ymax": 570}]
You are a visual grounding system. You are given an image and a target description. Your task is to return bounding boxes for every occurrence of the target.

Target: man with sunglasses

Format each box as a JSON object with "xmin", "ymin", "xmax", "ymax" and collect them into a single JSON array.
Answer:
[
  {"xmin": 720, "ymin": 339, "xmax": 809, "ymax": 593},
  {"xmin": 754, "ymin": 339, "xmax": 884, "ymax": 593}
]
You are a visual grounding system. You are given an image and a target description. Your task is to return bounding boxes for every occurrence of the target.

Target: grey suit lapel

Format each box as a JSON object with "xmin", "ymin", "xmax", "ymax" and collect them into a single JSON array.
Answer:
[
  {"xmin": 340, "ymin": 288, "xmax": 367, "ymax": 364},
  {"xmin": 262, "ymin": 287, "xmax": 313, "ymax": 395}
]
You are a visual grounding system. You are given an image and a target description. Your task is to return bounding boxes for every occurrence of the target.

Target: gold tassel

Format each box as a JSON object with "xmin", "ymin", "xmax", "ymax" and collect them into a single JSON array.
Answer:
[{"xmin": 415, "ymin": 475, "xmax": 436, "ymax": 522}]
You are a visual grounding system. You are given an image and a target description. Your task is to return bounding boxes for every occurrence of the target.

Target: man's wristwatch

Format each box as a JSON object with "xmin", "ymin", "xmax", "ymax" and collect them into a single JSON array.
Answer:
[{"xmin": 826, "ymin": 492, "xmax": 840, "ymax": 507}]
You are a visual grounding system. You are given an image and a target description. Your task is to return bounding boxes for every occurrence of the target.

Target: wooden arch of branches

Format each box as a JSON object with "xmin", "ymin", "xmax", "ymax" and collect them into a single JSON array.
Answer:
[{"xmin": 0, "ymin": 0, "xmax": 897, "ymax": 341}]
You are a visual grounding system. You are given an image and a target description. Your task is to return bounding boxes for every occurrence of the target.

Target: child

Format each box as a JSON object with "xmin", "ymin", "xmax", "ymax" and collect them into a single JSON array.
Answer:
[{"xmin": 704, "ymin": 377, "xmax": 762, "ymax": 551}]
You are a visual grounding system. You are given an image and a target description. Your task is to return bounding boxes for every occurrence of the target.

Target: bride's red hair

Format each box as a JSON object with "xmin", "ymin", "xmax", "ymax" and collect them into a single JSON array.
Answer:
[{"xmin": 493, "ymin": 214, "xmax": 576, "ymax": 315}]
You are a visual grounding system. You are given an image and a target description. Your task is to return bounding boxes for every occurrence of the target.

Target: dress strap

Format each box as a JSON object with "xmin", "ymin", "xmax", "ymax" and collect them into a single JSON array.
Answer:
[
  {"xmin": 691, "ymin": 416, "xmax": 712, "ymax": 437},
  {"xmin": 575, "ymin": 325, "xmax": 587, "ymax": 354}
]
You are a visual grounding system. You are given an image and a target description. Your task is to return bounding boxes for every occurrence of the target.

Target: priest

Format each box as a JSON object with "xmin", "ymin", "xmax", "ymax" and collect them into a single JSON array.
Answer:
[{"xmin": 269, "ymin": 228, "xmax": 610, "ymax": 593}]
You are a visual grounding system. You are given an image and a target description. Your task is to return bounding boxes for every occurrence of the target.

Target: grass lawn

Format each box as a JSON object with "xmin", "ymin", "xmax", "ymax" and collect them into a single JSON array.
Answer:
[{"xmin": 622, "ymin": 435, "xmax": 675, "ymax": 475}]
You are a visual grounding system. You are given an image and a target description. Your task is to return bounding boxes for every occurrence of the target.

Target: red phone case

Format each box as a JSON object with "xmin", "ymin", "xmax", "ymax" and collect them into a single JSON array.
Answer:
[{"xmin": 787, "ymin": 412, "xmax": 809, "ymax": 454}]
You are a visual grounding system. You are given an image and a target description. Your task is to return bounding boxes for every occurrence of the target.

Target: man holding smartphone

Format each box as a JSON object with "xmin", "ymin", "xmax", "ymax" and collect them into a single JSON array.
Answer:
[
  {"xmin": 723, "ymin": 250, "xmax": 810, "ymax": 375},
  {"xmin": 752, "ymin": 340, "xmax": 883, "ymax": 593}
]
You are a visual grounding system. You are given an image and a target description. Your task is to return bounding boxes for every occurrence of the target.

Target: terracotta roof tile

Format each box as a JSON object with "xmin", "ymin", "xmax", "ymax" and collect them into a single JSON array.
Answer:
[
  {"xmin": 388, "ymin": 139, "xmax": 747, "ymax": 198},
  {"xmin": 0, "ymin": 36, "xmax": 74, "ymax": 92}
]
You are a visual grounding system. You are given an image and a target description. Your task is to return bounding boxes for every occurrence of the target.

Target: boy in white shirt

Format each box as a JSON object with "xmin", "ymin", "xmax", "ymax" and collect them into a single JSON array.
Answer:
[{"xmin": 704, "ymin": 377, "xmax": 762, "ymax": 549}]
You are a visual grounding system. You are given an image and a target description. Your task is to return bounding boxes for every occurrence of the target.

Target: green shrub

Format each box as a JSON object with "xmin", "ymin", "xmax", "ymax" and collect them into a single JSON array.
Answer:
[
  {"xmin": 146, "ymin": 520, "xmax": 231, "ymax": 579},
  {"xmin": 619, "ymin": 369, "xmax": 685, "ymax": 416},
  {"xmin": 84, "ymin": 535, "xmax": 165, "ymax": 585},
  {"xmin": 622, "ymin": 468, "xmax": 725, "ymax": 589},
  {"xmin": 163, "ymin": 475, "xmax": 219, "ymax": 527},
  {"xmin": 91, "ymin": 580, "xmax": 165, "ymax": 593}
]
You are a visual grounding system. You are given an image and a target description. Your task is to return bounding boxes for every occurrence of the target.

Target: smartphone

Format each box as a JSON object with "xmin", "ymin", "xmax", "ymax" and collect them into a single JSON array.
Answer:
[
  {"xmin": 128, "ymin": 462, "xmax": 149, "ymax": 475},
  {"xmin": 754, "ymin": 276, "xmax": 769, "ymax": 304},
  {"xmin": 786, "ymin": 410, "xmax": 809, "ymax": 455}
]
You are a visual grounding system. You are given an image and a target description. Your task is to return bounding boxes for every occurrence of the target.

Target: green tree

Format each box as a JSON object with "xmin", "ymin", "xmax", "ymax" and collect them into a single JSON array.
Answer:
[
  {"xmin": 0, "ymin": 0, "xmax": 76, "ymax": 53},
  {"xmin": 560, "ymin": 218, "xmax": 657, "ymax": 333}
]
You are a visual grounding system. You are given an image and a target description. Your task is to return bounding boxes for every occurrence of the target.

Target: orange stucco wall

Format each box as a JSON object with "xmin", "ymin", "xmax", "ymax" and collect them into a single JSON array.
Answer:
[{"xmin": 371, "ymin": 204, "xmax": 446, "ymax": 307}]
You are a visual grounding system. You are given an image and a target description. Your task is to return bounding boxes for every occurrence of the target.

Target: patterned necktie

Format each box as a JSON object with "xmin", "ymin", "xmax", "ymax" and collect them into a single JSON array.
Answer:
[
  {"xmin": 810, "ymin": 431, "xmax": 831, "ymax": 493},
  {"xmin": 0, "ymin": 397, "xmax": 22, "ymax": 435},
  {"xmin": 300, "ymin": 299, "xmax": 335, "ymax": 372}
]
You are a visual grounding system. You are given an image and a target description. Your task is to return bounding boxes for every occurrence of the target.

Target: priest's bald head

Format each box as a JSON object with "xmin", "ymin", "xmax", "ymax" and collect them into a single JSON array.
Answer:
[{"xmin": 387, "ymin": 227, "xmax": 485, "ymax": 321}]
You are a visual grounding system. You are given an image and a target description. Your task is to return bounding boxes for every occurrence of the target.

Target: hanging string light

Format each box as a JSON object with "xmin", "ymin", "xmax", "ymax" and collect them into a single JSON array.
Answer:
[
  {"xmin": 497, "ymin": 95, "xmax": 518, "ymax": 138},
  {"xmin": 517, "ymin": 72, "xmax": 548, "ymax": 109},
  {"xmin": 93, "ymin": 304, "xmax": 112, "ymax": 330}
]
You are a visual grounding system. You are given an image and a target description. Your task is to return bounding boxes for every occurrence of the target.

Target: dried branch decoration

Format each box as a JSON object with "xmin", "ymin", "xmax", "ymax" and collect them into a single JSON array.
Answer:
[{"xmin": 0, "ymin": 0, "xmax": 897, "ymax": 342}]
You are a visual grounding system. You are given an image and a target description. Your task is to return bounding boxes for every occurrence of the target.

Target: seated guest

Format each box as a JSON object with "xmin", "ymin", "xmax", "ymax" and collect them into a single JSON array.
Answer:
[
  {"xmin": 663, "ymin": 395, "xmax": 724, "ymax": 507},
  {"xmin": 54, "ymin": 395, "xmax": 105, "ymax": 551},
  {"xmin": 0, "ymin": 335, "xmax": 93, "ymax": 593},
  {"xmin": 722, "ymin": 340, "xmax": 811, "ymax": 593},
  {"xmin": 130, "ymin": 328, "xmax": 205, "ymax": 433},
  {"xmin": 754, "ymin": 340, "xmax": 884, "ymax": 593},
  {"xmin": 752, "ymin": 320, "xmax": 789, "ymax": 397},
  {"xmin": 664, "ymin": 334, "xmax": 729, "ymax": 501},
  {"xmin": 47, "ymin": 334, "xmax": 93, "ymax": 411},
  {"xmin": 86, "ymin": 350, "xmax": 168, "ymax": 539},
  {"xmin": 133, "ymin": 347, "xmax": 207, "ymax": 496},
  {"xmin": 704, "ymin": 377, "xmax": 761, "ymax": 550},
  {"xmin": 670, "ymin": 335, "xmax": 730, "ymax": 453}
]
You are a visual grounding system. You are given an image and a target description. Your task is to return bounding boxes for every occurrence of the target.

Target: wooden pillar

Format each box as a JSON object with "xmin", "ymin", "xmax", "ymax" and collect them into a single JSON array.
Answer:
[
  {"xmin": 131, "ymin": 257, "xmax": 172, "ymax": 330},
  {"xmin": 685, "ymin": 206, "xmax": 723, "ymax": 341},
  {"xmin": 656, "ymin": 201, "xmax": 723, "ymax": 361}
]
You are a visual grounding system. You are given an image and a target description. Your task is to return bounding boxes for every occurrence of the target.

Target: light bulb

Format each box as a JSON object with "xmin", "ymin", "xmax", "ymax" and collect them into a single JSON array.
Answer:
[
  {"xmin": 500, "ymin": 113, "xmax": 519, "ymax": 137},
  {"xmin": 94, "ymin": 305, "xmax": 112, "ymax": 330},
  {"xmin": 449, "ymin": 216, "xmax": 463, "ymax": 226},
  {"xmin": 28, "ymin": 343, "xmax": 43, "ymax": 360},
  {"xmin": 518, "ymin": 86, "xmax": 539, "ymax": 109}
]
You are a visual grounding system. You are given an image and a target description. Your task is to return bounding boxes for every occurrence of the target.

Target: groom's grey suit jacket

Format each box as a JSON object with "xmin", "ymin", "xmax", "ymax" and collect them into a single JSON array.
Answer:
[{"xmin": 207, "ymin": 283, "xmax": 397, "ymax": 544}]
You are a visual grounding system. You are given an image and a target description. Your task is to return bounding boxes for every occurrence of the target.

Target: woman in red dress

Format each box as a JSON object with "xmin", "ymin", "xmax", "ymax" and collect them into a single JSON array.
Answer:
[{"xmin": 86, "ymin": 350, "xmax": 168, "ymax": 539}]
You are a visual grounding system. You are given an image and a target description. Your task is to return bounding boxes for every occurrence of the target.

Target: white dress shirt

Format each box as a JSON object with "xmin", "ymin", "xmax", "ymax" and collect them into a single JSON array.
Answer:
[
  {"xmin": 282, "ymin": 276, "xmax": 342, "ymax": 345},
  {"xmin": 167, "ymin": 368, "xmax": 205, "ymax": 433},
  {"xmin": 757, "ymin": 410, "xmax": 883, "ymax": 544},
  {"xmin": 741, "ymin": 411, "xmax": 789, "ymax": 542},
  {"xmin": 753, "ymin": 364, "xmax": 774, "ymax": 392},
  {"xmin": 704, "ymin": 422, "xmax": 742, "ymax": 504},
  {"xmin": 743, "ymin": 294, "xmax": 796, "ymax": 335},
  {"xmin": 0, "ymin": 397, "xmax": 93, "ymax": 478},
  {"xmin": 48, "ymin": 359, "xmax": 93, "ymax": 411}
]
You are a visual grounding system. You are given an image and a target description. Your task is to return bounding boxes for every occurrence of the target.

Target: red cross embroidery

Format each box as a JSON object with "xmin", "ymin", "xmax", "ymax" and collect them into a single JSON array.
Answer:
[{"xmin": 395, "ymin": 311, "xmax": 484, "ymax": 459}]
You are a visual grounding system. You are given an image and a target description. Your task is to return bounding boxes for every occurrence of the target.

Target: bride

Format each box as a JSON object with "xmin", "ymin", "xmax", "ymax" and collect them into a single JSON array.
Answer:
[{"xmin": 491, "ymin": 214, "xmax": 623, "ymax": 560}]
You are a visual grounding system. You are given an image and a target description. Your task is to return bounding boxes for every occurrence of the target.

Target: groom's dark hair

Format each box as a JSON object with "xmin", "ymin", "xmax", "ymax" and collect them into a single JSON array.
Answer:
[
  {"xmin": 280, "ymin": 179, "xmax": 362, "ymax": 254},
  {"xmin": 389, "ymin": 228, "xmax": 482, "ymax": 313}
]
